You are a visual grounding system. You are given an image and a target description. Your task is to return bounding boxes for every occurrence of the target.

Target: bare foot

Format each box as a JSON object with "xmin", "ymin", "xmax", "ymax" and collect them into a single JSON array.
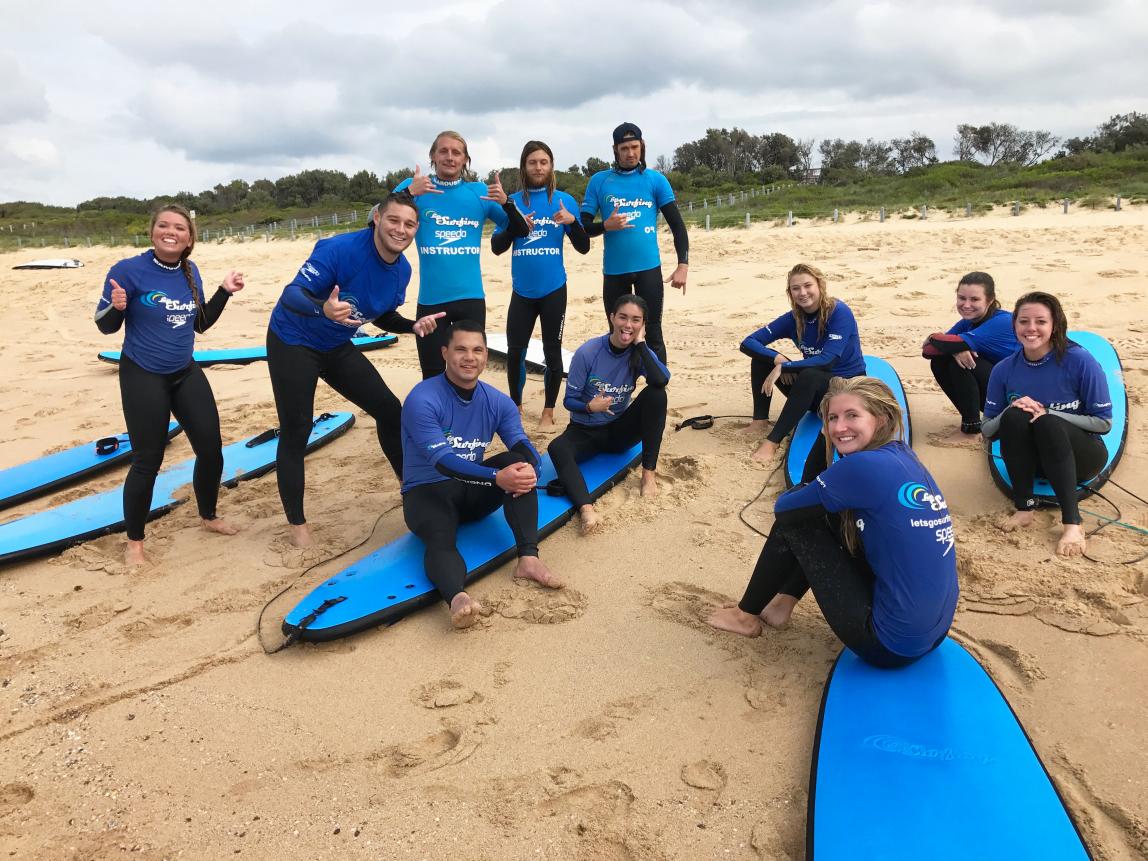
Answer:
[
  {"xmin": 740, "ymin": 419, "xmax": 771, "ymax": 436},
  {"xmin": 514, "ymin": 555, "xmax": 564, "ymax": 589},
  {"xmin": 998, "ymin": 510, "xmax": 1035, "ymax": 532},
  {"xmin": 760, "ymin": 594, "xmax": 799, "ymax": 629},
  {"xmin": 1057, "ymin": 524, "xmax": 1086, "ymax": 557},
  {"xmin": 751, "ymin": 440, "xmax": 780, "ymax": 464},
  {"xmin": 450, "ymin": 592, "xmax": 482, "ymax": 628},
  {"xmin": 706, "ymin": 605, "xmax": 763, "ymax": 637},
  {"xmin": 578, "ymin": 504, "xmax": 600, "ymax": 536},
  {"xmin": 203, "ymin": 516, "xmax": 240, "ymax": 536},
  {"xmin": 537, "ymin": 408, "xmax": 557, "ymax": 431},
  {"xmin": 288, "ymin": 523, "xmax": 314, "ymax": 548},
  {"xmin": 639, "ymin": 468, "xmax": 658, "ymax": 497},
  {"xmin": 124, "ymin": 540, "xmax": 148, "ymax": 567}
]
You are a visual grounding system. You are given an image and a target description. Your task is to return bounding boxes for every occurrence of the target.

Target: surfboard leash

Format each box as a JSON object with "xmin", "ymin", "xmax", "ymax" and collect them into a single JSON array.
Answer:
[
  {"xmin": 1078, "ymin": 482, "xmax": 1148, "ymax": 565},
  {"xmin": 255, "ymin": 502, "xmax": 402, "ymax": 655},
  {"xmin": 674, "ymin": 414, "xmax": 753, "ymax": 431}
]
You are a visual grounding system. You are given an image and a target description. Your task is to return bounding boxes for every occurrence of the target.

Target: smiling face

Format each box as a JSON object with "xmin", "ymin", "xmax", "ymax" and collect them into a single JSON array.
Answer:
[
  {"xmin": 442, "ymin": 329, "xmax": 488, "ymax": 388},
  {"xmin": 608, "ymin": 301, "xmax": 644, "ymax": 349},
  {"xmin": 787, "ymin": 272, "xmax": 821, "ymax": 313},
  {"xmin": 373, "ymin": 200, "xmax": 418, "ymax": 260},
  {"xmin": 150, "ymin": 210, "xmax": 193, "ymax": 263},
  {"xmin": 955, "ymin": 282, "xmax": 989, "ymax": 321},
  {"xmin": 1014, "ymin": 301, "xmax": 1054, "ymax": 359},
  {"xmin": 825, "ymin": 393, "xmax": 883, "ymax": 456},
  {"xmin": 431, "ymin": 133, "xmax": 468, "ymax": 182},
  {"xmin": 524, "ymin": 148, "xmax": 553, "ymax": 189}
]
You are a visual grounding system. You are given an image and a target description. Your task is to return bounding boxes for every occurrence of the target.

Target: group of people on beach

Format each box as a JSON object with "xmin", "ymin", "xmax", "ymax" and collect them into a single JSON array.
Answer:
[{"xmin": 95, "ymin": 122, "xmax": 1113, "ymax": 667}]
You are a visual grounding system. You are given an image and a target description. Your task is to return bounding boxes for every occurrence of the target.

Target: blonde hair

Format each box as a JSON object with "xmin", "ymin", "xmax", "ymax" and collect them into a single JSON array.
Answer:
[
  {"xmin": 149, "ymin": 204, "xmax": 206, "ymax": 333},
  {"xmin": 787, "ymin": 262, "xmax": 836, "ymax": 344},
  {"xmin": 429, "ymin": 130, "xmax": 472, "ymax": 174},
  {"xmin": 818, "ymin": 376, "xmax": 905, "ymax": 554}
]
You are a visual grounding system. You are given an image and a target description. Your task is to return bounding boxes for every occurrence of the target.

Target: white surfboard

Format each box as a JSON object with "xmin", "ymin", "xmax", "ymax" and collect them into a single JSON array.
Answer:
[
  {"xmin": 485, "ymin": 334, "xmax": 572, "ymax": 377},
  {"xmin": 12, "ymin": 258, "xmax": 84, "ymax": 270}
]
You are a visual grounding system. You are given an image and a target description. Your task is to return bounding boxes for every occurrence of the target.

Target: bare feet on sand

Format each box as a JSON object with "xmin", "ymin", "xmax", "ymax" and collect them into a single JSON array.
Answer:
[
  {"xmin": 998, "ymin": 510, "xmax": 1035, "ymax": 532},
  {"xmin": 740, "ymin": 419, "xmax": 771, "ymax": 436},
  {"xmin": 706, "ymin": 605, "xmax": 762, "ymax": 637},
  {"xmin": 288, "ymin": 523, "xmax": 314, "ymax": 548},
  {"xmin": 751, "ymin": 439, "xmax": 781, "ymax": 464},
  {"xmin": 124, "ymin": 540, "xmax": 148, "ymax": 567},
  {"xmin": 578, "ymin": 504, "xmax": 600, "ymax": 535},
  {"xmin": 640, "ymin": 468, "xmax": 658, "ymax": 497},
  {"xmin": 450, "ymin": 592, "xmax": 482, "ymax": 628},
  {"xmin": 538, "ymin": 408, "xmax": 557, "ymax": 431},
  {"xmin": 760, "ymin": 594, "xmax": 799, "ymax": 629},
  {"xmin": 203, "ymin": 516, "xmax": 240, "ymax": 536},
  {"xmin": 1057, "ymin": 523, "xmax": 1087, "ymax": 557},
  {"xmin": 514, "ymin": 555, "xmax": 564, "ymax": 589}
]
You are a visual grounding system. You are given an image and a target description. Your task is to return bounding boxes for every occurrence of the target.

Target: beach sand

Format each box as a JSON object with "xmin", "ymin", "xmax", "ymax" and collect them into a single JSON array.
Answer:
[{"xmin": 1, "ymin": 205, "xmax": 1146, "ymax": 859}]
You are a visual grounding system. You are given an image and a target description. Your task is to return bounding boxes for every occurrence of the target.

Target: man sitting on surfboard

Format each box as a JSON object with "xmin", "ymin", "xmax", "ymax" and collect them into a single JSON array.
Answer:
[{"xmin": 401, "ymin": 321, "xmax": 564, "ymax": 628}]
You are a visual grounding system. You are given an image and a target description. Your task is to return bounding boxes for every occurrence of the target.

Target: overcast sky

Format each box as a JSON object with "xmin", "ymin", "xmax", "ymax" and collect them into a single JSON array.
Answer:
[{"xmin": 2, "ymin": 0, "xmax": 1145, "ymax": 206}]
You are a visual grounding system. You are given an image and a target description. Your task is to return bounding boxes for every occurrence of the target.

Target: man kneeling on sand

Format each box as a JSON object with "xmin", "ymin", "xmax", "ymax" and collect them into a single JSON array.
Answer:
[{"xmin": 400, "ymin": 321, "xmax": 563, "ymax": 628}]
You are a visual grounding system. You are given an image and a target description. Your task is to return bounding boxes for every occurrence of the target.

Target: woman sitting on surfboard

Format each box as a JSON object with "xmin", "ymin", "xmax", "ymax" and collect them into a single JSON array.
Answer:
[
  {"xmin": 491, "ymin": 140, "xmax": 590, "ymax": 430},
  {"xmin": 981, "ymin": 291, "xmax": 1111, "ymax": 558},
  {"xmin": 922, "ymin": 271, "xmax": 1018, "ymax": 442},
  {"xmin": 740, "ymin": 263, "xmax": 865, "ymax": 466},
  {"xmin": 548, "ymin": 295, "xmax": 670, "ymax": 535},
  {"xmin": 94, "ymin": 203, "xmax": 244, "ymax": 566},
  {"xmin": 708, "ymin": 377, "xmax": 958, "ymax": 669}
]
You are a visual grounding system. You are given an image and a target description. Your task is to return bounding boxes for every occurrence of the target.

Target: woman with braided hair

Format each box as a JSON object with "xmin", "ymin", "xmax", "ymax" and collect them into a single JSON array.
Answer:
[{"xmin": 95, "ymin": 203, "xmax": 244, "ymax": 566}]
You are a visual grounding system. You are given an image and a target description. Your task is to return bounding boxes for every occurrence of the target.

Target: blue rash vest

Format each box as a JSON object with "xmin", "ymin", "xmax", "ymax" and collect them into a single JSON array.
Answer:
[
  {"xmin": 97, "ymin": 251, "xmax": 206, "ymax": 374},
  {"xmin": 740, "ymin": 301, "xmax": 866, "ymax": 377},
  {"xmin": 946, "ymin": 309, "xmax": 1019, "ymax": 363},
  {"xmin": 393, "ymin": 176, "xmax": 510, "ymax": 305},
  {"xmin": 498, "ymin": 189, "xmax": 581, "ymax": 298},
  {"xmin": 983, "ymin": 344, "xmax": 1112, "ymax": 426},
  {"xmin": 778, "ymin": 440, "xmax": 959, "ymax": 657},
  {"xmin": 563, "ymin": 335, "xmax": 671, "ymax": 427},
  {"xmin": 581, "ymin": 167, "xmax": 675, "ymax": 275},
  {"xmin": 268, "ymin": 227, "xmax": 411, "ymax": 352},
  {"xmin": 401, "ymin": 374, "xmax": 539, "ymax": 492}
]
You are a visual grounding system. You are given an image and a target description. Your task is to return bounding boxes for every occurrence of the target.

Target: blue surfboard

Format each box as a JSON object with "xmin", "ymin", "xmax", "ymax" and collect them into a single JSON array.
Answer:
[
  {"xmin": 988, "ymin": 331, "xmax": 1127, "ymax": 503},
  {"xmin": 0, "ymin": 413, "xmax": 353, "ymax": 565},
  {"xmin": 809, "ymin": 638, "xmax": 1091, "ymax": 860},
  {"xmin": 785, "ymin": 355, "xmax": 912, "ymax": 488},
  {"xmin": 97, "ymin": 335, "xmax": 397, "ymax": 367},
  {"xmin": 0, "ymin": 422, "xmax": 180, "ymax": 510},
  {"xmin": 282, "ymin": 445, "xmax": 641, "ymax": 642}
]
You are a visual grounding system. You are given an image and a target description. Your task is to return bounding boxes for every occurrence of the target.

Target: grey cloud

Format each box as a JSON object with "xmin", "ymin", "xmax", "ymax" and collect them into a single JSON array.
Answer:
[{"xmin": 0, "ymin": 55, "xmax": 49, "ymax": 124}]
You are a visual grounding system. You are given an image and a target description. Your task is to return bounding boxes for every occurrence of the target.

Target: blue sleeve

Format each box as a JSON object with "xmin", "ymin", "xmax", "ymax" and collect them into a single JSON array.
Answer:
[
  {"xmin": 775, "ymin": 481, "xmax": 826, "ymax": 514},
  {"xmin": 1075, "ymin": 352, "xmax": 1113, "ymax": 420},
  {"xmin": 581, "ymin": 174, "xmax": 603, "ymax": 216},
  {"xmin": 945, "ymin": 319, "xmax": 971, "ymax": 337},
  {"xmin": 406, "ymin": 393, "xmax": 499, "ymax": 485},
  {"xmin": 782, "ymin": 304, "xmax": 859, "ymax": 371},
  {"xmin": 484, "ymin": 193, "xmax": 510, "ymax": 230},
  {"xmin": 983, "ymin": 360, "xmax": 1009, "ymax": 419},
  {"xmin": 958, "ymin": 313, "xmax": 1005, "ymax": 353},
  {"xmin": 740, "ymin": 313, "xmax": 794, "ymax": 359},
  {"xmin": 778, "ymin": 455, "xmax": 869, "ymax": 512},
  {"xmin": 563, "ymin": 345, "xmax": 592, "ymax": 414},
  {"xmin": 652, "ymin": 171, "xmax": 675, "ymax": 207},
  {"xmin": 279, "ymin": 241, "xmax": 339, "ymax": 317}
]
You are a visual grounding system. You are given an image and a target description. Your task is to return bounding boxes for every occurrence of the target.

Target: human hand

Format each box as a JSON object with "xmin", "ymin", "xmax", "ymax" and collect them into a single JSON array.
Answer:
[
  {"xmin": 109, "ymin": 278, "xmax": 127, "ymax": 310},
  {"xmin": 587, "ymin": 394, "xmax": 615, "ymax": 414},
  {"xmin": 552, "ymin": 199, "xmax": 575, "ymax": 225},
  {"xmin": 762, "ymin": 365, "xmax": 783, "ymax": 396},
  {"xmin": 482, "ymin": 171, "xmax": 507, "ymax": 204},
  {"xmin": 954, "ymin": 350, "xmax": 977, "ymax": 370},
  {"xmin": 412, "ymin": 311, "xmax": 447, "ymax": 338},
  {"xmin": 323, "ymin": 286, "xmax": 359, "ymax": 326},
  {"xmin": 665, "ymin": 263, "xmax": 688, "ymax": 294},
  {"xmin": 495, "ymin": 461, "xmax": 537, "ymax": 496},
  {"xmin": 222, "ymin": 270, "xmax": 245, "ymax": 294},
  {"xmin": 407, "ymin": 164, "xmax": 442, "ymax": 197},
  {"xmin": 603, "ymin": 204, "xmax": 633, "ymax": 232}
]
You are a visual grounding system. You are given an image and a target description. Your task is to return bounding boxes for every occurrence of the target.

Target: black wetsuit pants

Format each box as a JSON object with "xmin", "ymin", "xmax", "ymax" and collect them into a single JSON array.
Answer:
[
  {"xmin": 996, "ymin": 409, "xmax": 1106, "ymax": 524},
  {"xmin": 930, "ymin": 355, "xmax": 995, "ymax": 430},
  {"xmin": 739, "ymin": 516, "xmax": 941, "ymax": 669},
  {"xmin": 506, "ymin": 286, "xmax": 566, "ymax": 409},
  {"xmin": 402, "ymin": 451, "xmax": 539, "ymax": 604},
  {"xmin": 547, "ymin": 386, "xmax": 667, "ymax": 509},
  {"xmin": 762, "ymin": 366, "xmax": 836, "ymax": 445},
  {"xmin": 414, "ymin": 298, "xmax": 487, "ymax": 379},
  {"xmin": 603, "ymin": 267, "xmax": 666, "ymax": 363},
  {"xmin": 267, "ymin": 329, "xmax": 403, "ymax": 526},
  {"xmin": 119, "ymin": 355, "xmax": 223, "ymax": 541}
]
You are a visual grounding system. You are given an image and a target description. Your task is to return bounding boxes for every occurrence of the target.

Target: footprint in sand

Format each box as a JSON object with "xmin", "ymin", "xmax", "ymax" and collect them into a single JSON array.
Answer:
[
  {"xmin": 680, "ymin": 760, "xmax": 727, "ymax": 792},
  {"xmin": 0, "ymin": 783, "xmax": 34, "ymax": 816},
  {"xmin": 372, "ymin": 724, "xmax": 479, "ymax": 777},
  {"xmin": 413, "ymin": 679, "xmax": 483, "ymax": 709},
  {"xmin": 647, "ymin": 581, "xmax": 735, "ymax": 635},
  {"xmin": 890, "ymin": 308, "xmax": 930, "ymax": 318},
  {"xmin": 484, "ymin": 587, "xmax": 588, "ymax": 625}
]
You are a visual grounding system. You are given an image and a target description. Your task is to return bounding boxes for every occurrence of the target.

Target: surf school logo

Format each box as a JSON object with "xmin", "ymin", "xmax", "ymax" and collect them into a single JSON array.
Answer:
[
  {"xmin": 141, "ymin": 290, "xmax": 195, "ymax": 327},
  {"xmin": 588, "ymin": 374, "xmax": 633, "ymax": 406},
  {"xmin": 338, "ymin": 293, "xmax": 364, "ymax": 323},
  {"xmin": 899, "ymin": 482, "xmax": 954, "ymax": 554},
  {"xmin": 864, "ymin": 735, "xmax": 994, "ymax": 766},
  {"xmin": 898, "ymin": 482, "xmax": 946, "ymax": 511},
  {"xmin": 442, "ymin": 427, "xmax": 486, "ymax": 461}
]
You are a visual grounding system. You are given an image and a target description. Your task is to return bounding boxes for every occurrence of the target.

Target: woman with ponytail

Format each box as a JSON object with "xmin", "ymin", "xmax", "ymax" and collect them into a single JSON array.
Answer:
[
  {"xmin": 95, "ymin": 204, "xmax": 244, "ymax": 565},
  {"xmin": 708, "ymin": 377, "xmax": 957, "ymax": 669}
]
